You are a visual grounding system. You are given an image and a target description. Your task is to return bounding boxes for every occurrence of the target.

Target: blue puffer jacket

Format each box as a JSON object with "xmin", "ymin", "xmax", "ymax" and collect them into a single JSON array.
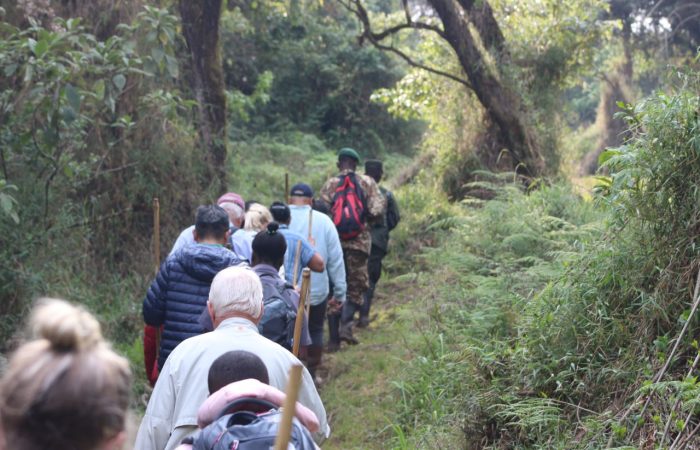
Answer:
[{"xmin": 143, "ymin": 244, "xmax": 244, "ymax": 370}]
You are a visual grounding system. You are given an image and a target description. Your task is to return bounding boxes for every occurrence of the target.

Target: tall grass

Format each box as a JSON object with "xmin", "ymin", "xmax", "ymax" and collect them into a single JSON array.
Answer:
[{"xmin": 388, "ymin": 65, "xmax": 700, "ymax": 447}]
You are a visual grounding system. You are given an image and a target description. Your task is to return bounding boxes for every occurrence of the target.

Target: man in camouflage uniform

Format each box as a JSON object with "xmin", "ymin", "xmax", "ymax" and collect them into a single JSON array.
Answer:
[
  {"xmin": 358, "ymin": 159, "xmax": 400, "ymax": 328},
  {"xmin": 320, "ymin": 148, "xmax": 385, "ymax": 347}
]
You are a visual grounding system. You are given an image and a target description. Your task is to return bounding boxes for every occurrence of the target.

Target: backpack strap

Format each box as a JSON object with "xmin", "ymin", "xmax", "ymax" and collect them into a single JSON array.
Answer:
[
  {"xmin": 217, "ymin": 397, "xmax": 278, "ymax": 419},
  {"xmin": 348, "ymin": 172, "xmax": 368, "ymax": 220}
]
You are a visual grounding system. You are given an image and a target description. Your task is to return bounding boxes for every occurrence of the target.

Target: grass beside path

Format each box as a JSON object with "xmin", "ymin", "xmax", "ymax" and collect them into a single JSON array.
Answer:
[{"xmin": 319, "ymin": 276, "xmax": 426, "ymax": 450}]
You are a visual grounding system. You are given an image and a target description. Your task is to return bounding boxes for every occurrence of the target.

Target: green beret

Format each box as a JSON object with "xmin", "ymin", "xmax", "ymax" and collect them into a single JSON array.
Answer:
[{"xmin": 338, "ymin": 147, "xmax": 360, "ymax": 162}]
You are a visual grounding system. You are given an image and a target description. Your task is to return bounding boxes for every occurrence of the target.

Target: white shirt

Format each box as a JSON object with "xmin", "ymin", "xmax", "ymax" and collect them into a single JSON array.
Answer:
[{"xmin": 134, "ymin": 317, "xmax": 330, "ymax": 450}]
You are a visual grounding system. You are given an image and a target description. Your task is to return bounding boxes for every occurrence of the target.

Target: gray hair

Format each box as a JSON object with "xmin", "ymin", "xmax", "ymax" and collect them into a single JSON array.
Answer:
[
  {"xmin": 219, "ymin": 202, "xmax": 245, "ymax": 223},
  {"xmin": 209, "ymin": 267, "xmax": 263, "ymax": 320}
]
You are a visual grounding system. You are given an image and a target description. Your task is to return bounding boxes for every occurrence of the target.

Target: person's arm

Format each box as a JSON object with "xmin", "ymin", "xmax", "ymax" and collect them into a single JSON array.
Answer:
[
  {"xmin": 364, "ymin": 177, "xmax": 386, "ymax": 221},
  {"xmin": 134, "ymin": 358, "xmax": 178, "ymax": 450},
  {"xmin": 318, "ymin": 178, "xmax": 336, "ymax": 210},
  {"xmin": 170, "ymin": 226, "xmax": 194, "ymax": 257},
  {"xmin": 299, "ymin": 236, "xmax": 325, "ymax": 273},
  {"xmin": 143, "ymin": 263, "xmax": 169, "ymax": 326},
  {"xmin": 307, "ymin": 252, "xmax": 325, "ymax": 273},
  {"xmin": 325, "ymin": 222, "xmax": 347, "ymax": 303},
  {"xmin": 386, "ymin": 190, "xmax": 401, "ymax": 231}
]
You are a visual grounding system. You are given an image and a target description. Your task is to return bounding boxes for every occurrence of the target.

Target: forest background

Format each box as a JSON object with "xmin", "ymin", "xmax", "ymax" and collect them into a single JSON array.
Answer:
[{"xmin": 1, "ymin": 0, "xmax": 700, "ymax": 448}]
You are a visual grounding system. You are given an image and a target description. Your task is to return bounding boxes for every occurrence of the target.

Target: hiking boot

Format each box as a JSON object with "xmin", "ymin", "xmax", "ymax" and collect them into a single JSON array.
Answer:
[
  {"xmin": 356, "ymin": 315, "xmax": 370, "ymax": 328},
  {"xmin": 339, "ymin": 322, "xmax": 359, "ymax": 345},
  {"xmin": 326, "ymin": 341, "xmax": 341, "ymax": 353}
]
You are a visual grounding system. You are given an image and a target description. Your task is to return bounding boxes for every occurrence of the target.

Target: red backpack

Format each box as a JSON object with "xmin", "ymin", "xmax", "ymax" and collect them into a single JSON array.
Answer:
[{"xmin": 331, "ymin": 173, "xmax": 367, "ymax": 240}]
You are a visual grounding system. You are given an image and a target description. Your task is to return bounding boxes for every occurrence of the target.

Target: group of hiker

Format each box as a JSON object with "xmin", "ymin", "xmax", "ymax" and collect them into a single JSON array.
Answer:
[
  {"xmin": 0, "ymin": 147, "xmax": 399, "ymax": 449},
  {"xmin": 139, "ymin": 147, "xmax": 399, "ymax": 448}
]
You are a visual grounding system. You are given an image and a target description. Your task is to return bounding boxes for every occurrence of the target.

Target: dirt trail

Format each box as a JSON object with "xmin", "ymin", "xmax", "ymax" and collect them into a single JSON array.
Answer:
[{"xmin": 318, "ymin": 277, "xmax": 423, "ymax": 449}]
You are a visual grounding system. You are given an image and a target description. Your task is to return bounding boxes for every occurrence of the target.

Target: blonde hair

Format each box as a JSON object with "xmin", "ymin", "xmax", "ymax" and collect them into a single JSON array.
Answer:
[
  {"xmin": 0, "ymin": 299, "xmax": 131, "ymax": 450},
  {"xmin": 244, "ymin": 203, "xmax": 273, "ymax": 233},
  {"xmin": 209, "ymin": 266, "xmax": 264, "ymax": 320}
]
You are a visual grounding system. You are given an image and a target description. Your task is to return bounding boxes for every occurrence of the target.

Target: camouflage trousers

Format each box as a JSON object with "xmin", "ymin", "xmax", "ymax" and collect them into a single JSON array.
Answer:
[{"xmin": 343, "ymin": 248, "xmax": 369, "ymax": 306}]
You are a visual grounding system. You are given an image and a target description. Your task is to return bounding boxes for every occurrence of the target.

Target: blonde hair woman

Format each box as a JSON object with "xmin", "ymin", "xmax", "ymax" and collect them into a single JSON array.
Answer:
[
  {"xmin": 244, "ymin": 203, "xmax": 273, "ymax": 233},
  {"xmin": 0, "ymin": 299, "xmax": 131, "ymax": 450}
]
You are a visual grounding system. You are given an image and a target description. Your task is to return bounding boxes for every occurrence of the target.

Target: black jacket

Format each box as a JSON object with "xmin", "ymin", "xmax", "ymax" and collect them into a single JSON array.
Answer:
[{"xmin": 143, "ymin": 244, "xmax": 243, "ymax": 369}]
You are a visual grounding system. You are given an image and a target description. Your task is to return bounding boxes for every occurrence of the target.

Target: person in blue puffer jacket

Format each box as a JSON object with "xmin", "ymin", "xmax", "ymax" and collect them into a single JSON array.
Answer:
[{"xmin": 143, "ymin": 205, "xmax": 246, "ymax": 371}]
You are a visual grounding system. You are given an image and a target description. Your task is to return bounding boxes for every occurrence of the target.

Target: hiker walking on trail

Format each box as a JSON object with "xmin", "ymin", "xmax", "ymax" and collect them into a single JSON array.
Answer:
[
  {"xmin": 288, "ymin": 183, "xmax": 347, "ymax": 374},
  {"xmin": 195, "ymin": 223, "xmax": 313, "ymax": 351},
  {"xmin": 136, "ymin": 266, "xmax": 329, "ymax": 450},
  {"xmin": 238, "ymin": 203, "xmax": 273, "ymax": 263},
  {"xmin": 359, "ymin": 159, "xmax": 400, "ymax": 328},
  {"xmin": 269, "ymin": 201, "xmax": 325, "ymax": 285},
  {"xmin": 319, "ymin": 148, "xmax": 385, "ymax": 346},
  {"xmin": 143, "ymin": 205, "xmax": 245, "ymax": 372},
  {"xmin": 251, "ymin": 222, "xmax": 312, "ymax": 351},
  {"xmin": 170, "ymin": 192, "xmax": 248, "ymax": 260}
]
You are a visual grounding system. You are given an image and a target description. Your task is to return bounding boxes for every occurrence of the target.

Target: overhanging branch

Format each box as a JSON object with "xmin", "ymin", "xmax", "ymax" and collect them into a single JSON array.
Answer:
[
  {"xmin": 373, "ymin": 41, "xmax": 472, "ymax": 88},
  {"xmin": 339, "ymin": 0, "xmax": 472, "ymax": 89}
]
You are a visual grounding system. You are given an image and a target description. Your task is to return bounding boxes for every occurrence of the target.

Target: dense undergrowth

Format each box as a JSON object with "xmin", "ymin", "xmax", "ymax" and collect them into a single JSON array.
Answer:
[{"xmin": 387, "ymin": 66, "xmax": 700, "ymax": 448}]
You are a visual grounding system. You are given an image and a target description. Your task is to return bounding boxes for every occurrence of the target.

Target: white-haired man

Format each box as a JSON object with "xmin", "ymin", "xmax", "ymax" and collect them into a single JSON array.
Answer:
[{"xmin": 135, "ymin": 266, "xmax": 330, "ymax": 450}]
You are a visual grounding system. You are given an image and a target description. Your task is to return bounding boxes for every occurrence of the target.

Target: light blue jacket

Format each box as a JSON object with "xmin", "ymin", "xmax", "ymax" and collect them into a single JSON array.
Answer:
[{"xmin": 288, "ymin": 205, "xmax": 346, "ymax": 305}]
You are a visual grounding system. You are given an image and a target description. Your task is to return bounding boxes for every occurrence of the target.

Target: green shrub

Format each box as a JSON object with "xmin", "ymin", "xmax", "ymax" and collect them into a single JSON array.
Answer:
[{"xmin": 391, "ymin": 65, "xmax": 700, "ymax": 448}]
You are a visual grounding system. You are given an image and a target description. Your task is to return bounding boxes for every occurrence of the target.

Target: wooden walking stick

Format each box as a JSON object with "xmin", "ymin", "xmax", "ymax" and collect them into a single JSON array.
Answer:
[
  {"xmin": 292, "ymin": 268, "xmax": 311, "ymax": 357},
  {"xmin": 153, "ymin": 198, "xmax": 162, "ymax": 362},
  {"xmin": 153, "ymin": 197, "xmax": 160, "ymax": 274},
  {"xmin": 273, "ymin": 364, "xmax": 303, "ymax": 450},
  {"xmin": 145, "ymin": 197, "xmax": 162, "ymax": 385},
  {"xmin": 305, "ymin": 209, "xmax": 314, "ymax": 316},
  {"xmin": 307, "ymin": 208, "xmax": 313, "ymax": 241},
  {"xmin": 291, "ymin": 240, "xmax": 303, "ymax": 288}
]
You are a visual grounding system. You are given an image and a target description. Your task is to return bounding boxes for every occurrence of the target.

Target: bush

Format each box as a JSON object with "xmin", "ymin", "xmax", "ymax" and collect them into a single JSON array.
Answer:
[{"xmin": 389, "ymin": 65, "xmax": 700, "ymax": 448}]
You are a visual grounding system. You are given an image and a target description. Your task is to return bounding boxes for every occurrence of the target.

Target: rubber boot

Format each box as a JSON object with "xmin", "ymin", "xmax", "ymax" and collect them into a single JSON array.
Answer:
[
  {"xmin": 306, "ymin": 345, "xmax": 324, "ymax": 385},
  {"xmin": 327, "ymin": 312, "xmax": 341, "ymax": 352},
  {"xmin": 339, "ymin": 320, "xmax": 359, "ymax": 345},
  {"xmin": 357, "ymin": 290, "xmax": 372, "ymax": 328}
]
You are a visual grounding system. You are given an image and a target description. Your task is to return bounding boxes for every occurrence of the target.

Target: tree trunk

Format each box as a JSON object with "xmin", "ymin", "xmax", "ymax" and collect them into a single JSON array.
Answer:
[
  {"xmin": 429, "ymin": 0, "xmax": 545, "ymax": 176},
  {"xmin": 457, "ymin": 0, "xmax": 508, "ymax": 59},
  {"xmin": 178, "ymin": 0, "xmax": 227, "ymax": 188}
]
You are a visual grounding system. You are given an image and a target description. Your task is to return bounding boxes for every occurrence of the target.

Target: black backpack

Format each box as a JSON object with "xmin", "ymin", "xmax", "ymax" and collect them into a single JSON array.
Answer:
[
  {"xmin": 331, "ymin": 173, "xmax": 367, "ymax": 240},
  {"xmin": 257, "ymin": 273, "xmax": 297, "ymax": 350},
  {"xmin": 186, "ymin": 398, "xmax": 317, "ymax": 450}
]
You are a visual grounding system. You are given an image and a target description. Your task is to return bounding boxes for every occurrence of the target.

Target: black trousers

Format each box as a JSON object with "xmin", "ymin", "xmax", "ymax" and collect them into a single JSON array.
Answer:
[
  {"xmin": 360, "ymin": 245, "xmax": 386, "ymax": 318},
  {"xmin": 308, "ymin": 299, "xmax": 327, "ymax": 346}
]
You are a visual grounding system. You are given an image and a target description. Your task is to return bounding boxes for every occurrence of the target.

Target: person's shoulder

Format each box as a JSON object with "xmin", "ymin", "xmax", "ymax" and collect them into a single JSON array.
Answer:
[
  {"xmin": 321, "ymin": 175, "xmax": 339, "ymax": 190},
  {"xmin": 166, "ymin": 331, "xmax": 209, "ymax": 363},
  {"xmin": 313, "ymin": 210, "xmax": 334, "ymax": 224},
  {"xmin": 280, "ymin": 227, "xmax": 302, "ymax": 239},
  {"xmin": 177, "ymin": 224, "xmax": 195, "ymax": 236},
  {"xmin": 358, "ymin": 173, "xmax": 380, "ymax": 192}
]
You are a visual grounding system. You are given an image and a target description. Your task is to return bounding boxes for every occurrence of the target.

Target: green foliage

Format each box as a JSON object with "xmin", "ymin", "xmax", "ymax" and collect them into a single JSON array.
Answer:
[
  {"xmin": 0, "ymin": 179, "xmax": 19, "ymax": 223},
  {"xmin": 493, "ymin": 0, "xmax": 611, "ymax": 88},
  {"xmin": 387, "ymin": 179, "xmax": 600, "ymax": 448},
  {"xmin": 388, "ymin": 64, "xmax": 700, "ymax": 447},
  {"xmin": 0, "ymin": 7, "xmax": 208, "ymax": 353},
  {"xmin": 218, "ymin": 3, "xmax": 422, "ymax": 157}
]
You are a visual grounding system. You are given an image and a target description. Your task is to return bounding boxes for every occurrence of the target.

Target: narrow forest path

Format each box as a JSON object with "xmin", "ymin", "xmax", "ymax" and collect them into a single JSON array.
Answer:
[{"xmin": 318, "ymin": 275, "xmax": 426, "ymax": 449}]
